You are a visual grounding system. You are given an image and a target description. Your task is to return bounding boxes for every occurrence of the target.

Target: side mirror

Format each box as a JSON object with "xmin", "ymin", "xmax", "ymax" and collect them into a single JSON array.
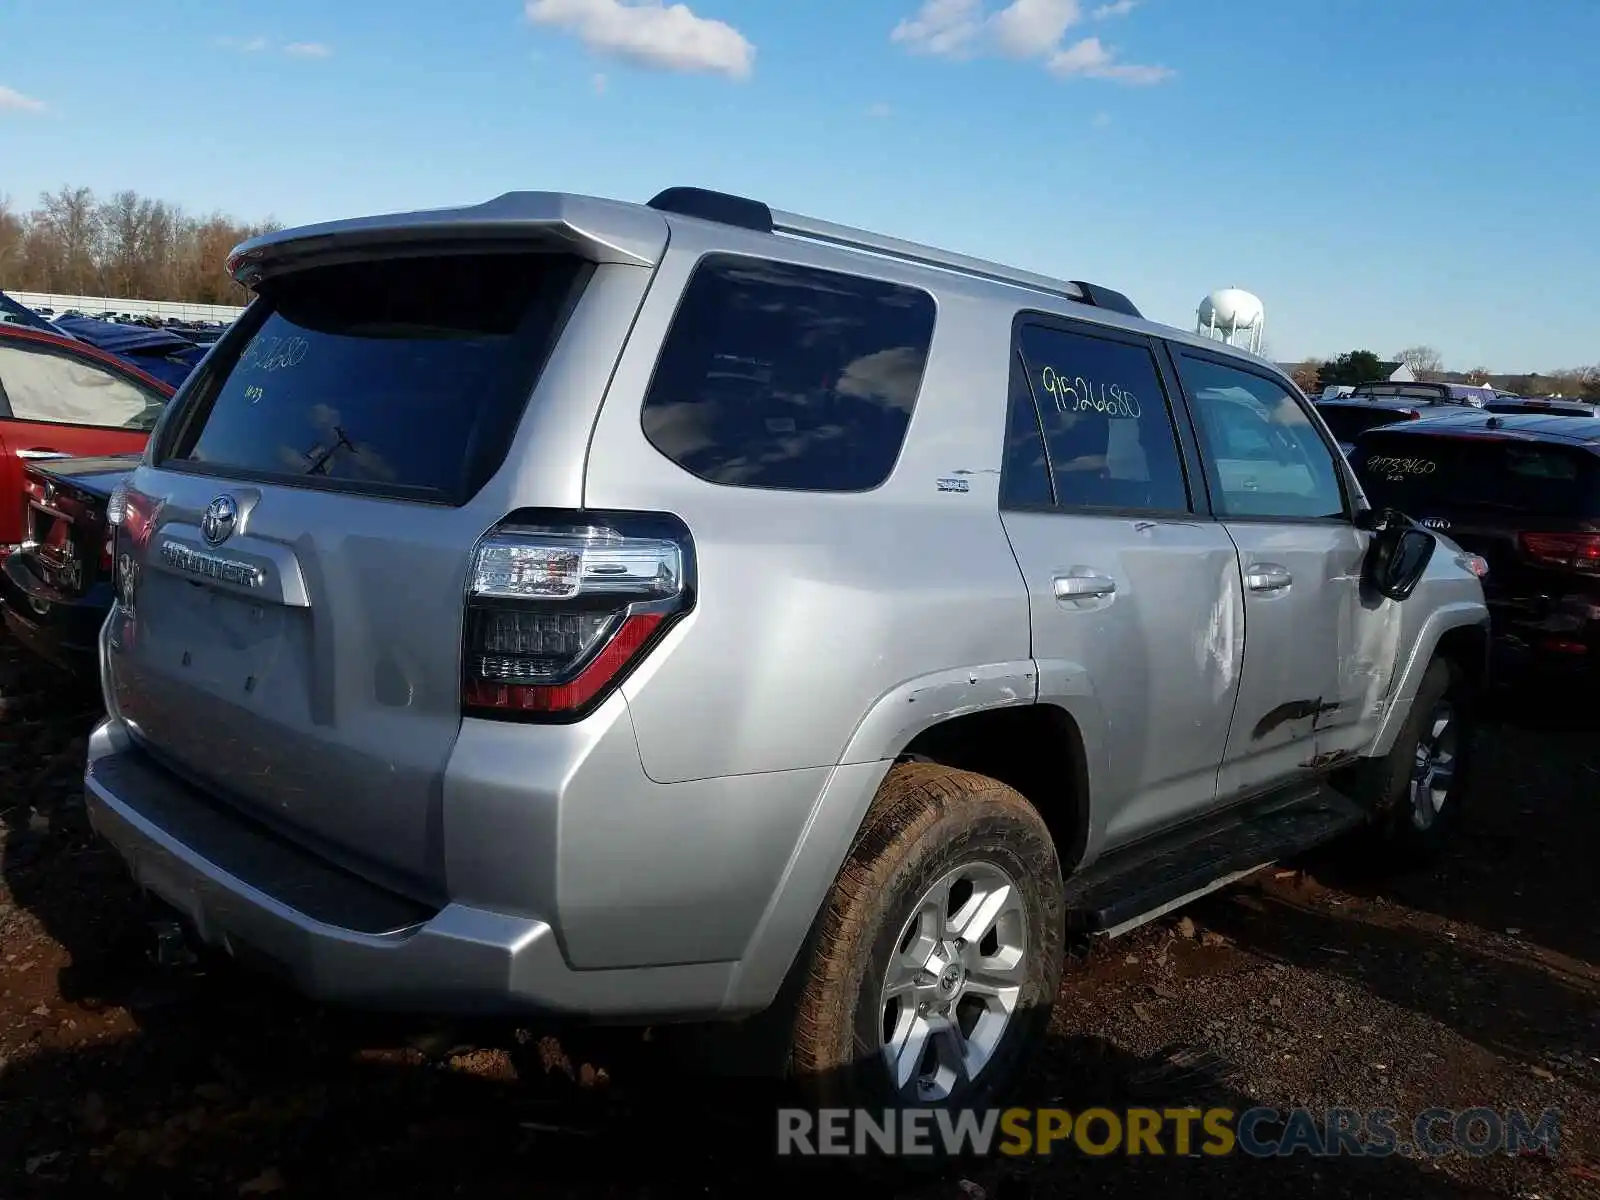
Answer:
[{"xmin": 1361, "ymin": 516, "xmax": 1437, "ymax": 601}]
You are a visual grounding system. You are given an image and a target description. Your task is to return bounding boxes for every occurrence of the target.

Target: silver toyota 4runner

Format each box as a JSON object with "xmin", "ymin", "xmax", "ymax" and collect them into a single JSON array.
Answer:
[{"xmin": 85, "ymin": 186, "xmax": 1489, "ymax": 1107}]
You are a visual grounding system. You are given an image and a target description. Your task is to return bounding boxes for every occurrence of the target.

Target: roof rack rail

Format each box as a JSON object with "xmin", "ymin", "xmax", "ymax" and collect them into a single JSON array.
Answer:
[{"xmin": 646, "ymin": 187, "xmax": 1141, "ymax": 319}]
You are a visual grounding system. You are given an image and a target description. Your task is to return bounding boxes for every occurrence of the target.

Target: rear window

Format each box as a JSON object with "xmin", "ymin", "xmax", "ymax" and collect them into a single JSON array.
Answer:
[
  {"xmin": 1350, "ymin": 384, "xmax": 1450, "ymax": 402},
  {"xmin": 640, "ymin": 254, "xmax": 936, "ymax": 492},
  {"xmin": 162, "ymin": 252, "xmax": 590, "ymax": 504},
  {"xmin": 1317, "ymin": 405, "xmax": 1415, "ymax": 444},
  {"xmin": 1354, "ymin": 435, "xmax": 1600, "ymax": 518}
]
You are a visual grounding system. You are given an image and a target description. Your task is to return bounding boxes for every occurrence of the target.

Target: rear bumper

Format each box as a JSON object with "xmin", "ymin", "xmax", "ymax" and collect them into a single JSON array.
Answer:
[
  {"xmin": 84, "ymin": 717, "xmax": 741, "ymax": 1019},
  {"xmin": 1, "ymin": 555, "xmax": 112, "ymax": 674}
]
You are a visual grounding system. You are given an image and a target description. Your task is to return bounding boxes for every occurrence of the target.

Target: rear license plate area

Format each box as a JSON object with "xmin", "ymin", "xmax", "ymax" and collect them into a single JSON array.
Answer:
[{"xmin": 143, "ymin": 574, "xmax": 293, "ymax": 693}]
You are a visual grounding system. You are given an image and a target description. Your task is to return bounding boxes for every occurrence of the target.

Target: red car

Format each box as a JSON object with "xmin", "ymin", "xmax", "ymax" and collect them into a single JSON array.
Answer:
[{"xmin": 0, "ymin": 323, "xmax": 174, "ymax": 552}]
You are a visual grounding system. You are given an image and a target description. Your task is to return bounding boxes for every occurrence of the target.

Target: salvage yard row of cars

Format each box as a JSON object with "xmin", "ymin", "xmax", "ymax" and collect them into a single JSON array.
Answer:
[{"xmin": 0, "ymin": 186, "xmax": 1595, "ymax": 1109}]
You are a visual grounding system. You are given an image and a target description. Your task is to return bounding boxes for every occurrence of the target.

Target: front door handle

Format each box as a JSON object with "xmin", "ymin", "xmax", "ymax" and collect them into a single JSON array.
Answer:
[
  {"xmin": 18, "ymin": 449, "xmax": 70, "ymax": 461},
  {"xmin": 1245, "ymin": 563, "xmax": 1293, "ymax": 592},
  {"xmin": 1054, "ymin": 572, "xmax": 1117, "ymax": 600}
]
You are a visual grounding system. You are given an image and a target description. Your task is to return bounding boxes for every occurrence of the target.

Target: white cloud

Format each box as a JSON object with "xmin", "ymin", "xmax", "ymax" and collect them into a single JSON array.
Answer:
[
  {"xmin": 216, "ymin": 35, "xmax": 269, "ymax": 52},
  {"xmin": 0, "ymin": 85, "xmax": 46, "ymax": 114},
  {"xmin": 283, "ymin": 42, "xmax": 333, "ymax": 58},
  {"xmin": 1050, "ymin": 35, "xmax": 1171, "ymax": 82},
  {"xmin": 1091, "ymin": 110, "xmax": 1112, "ymax": 127},
  {"xmin": 991, "ymin": 0, "xmax": 1082, "ymax": 57},
  {"xmin": 867, "ymin": 101, "xmax": 893, "ymax": 118},
  {"xmin": 526, "ymin": 0, "xmax": 755, "ymax": 79},
  {"xmin": 891, "ymin": 0, "xmax": 985, "ymax": 57},
  {"xmin": 892, "ymin": 0, "xmax": 1171, "ymax": 83},
  {"xmin": 592, "ymin": 71, "xmax": 609, "ymax": 94}
]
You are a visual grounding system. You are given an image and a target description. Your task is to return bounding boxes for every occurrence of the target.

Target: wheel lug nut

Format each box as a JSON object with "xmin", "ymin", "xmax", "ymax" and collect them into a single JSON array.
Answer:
[
  {"xmin": 917, "ymin": 1001, "xmax": 929, "ymax": 1015},
  {"xmin": 954, "ymin": 938, "xmax": 966, "ymax": 950}
]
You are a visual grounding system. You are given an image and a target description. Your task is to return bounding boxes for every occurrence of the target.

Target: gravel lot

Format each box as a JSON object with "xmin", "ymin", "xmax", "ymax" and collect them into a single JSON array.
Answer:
[{"xmin": 1, "ymin": 638, "xmax": 1597, "ymax": 1198}]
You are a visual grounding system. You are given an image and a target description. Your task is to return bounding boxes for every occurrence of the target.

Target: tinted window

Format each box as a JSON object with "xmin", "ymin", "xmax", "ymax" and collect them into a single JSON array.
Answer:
[
  {"xmin": 1354, "ymin": 435, "xmax": 1600, "ymax": 518},
  {"xmin": 0, "ymin": 345, "xmax": 166, "ymax": 430},
  {"xmin": 1179, "ymin": 355, "xmax": 1345, "ymax": 519},
  {"xmin": 166, "ymin": 252, "xmax": 589, "ymax": 504},
  {"xmin": 1000, "ymin": 354, "xmax": 1054, "ymax": 508},
  {"xmin": 1351, "ymin": 383, "xmax": 1449, "ymax": 401},
  {"xmin": 641, "ymin": 255, "xmax": 935, "ymax": 492},
  {"xmin": 1316, "ymin": 404, "xmax": 1416, "ymax": 445},
  {"xmin": 1013, "ymin": 324, "xmax": 1189, "ymax": 512}
]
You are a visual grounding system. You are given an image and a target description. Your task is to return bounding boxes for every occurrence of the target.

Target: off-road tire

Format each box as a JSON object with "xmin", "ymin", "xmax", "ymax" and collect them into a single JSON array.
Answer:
[
  {"xmin": 1343, "ymin": 657, "xmax": 1472, "ymax": 864},
  {"xmin": 788, "ymin": 762, "xmax": 1064, "ymax": 1108}
]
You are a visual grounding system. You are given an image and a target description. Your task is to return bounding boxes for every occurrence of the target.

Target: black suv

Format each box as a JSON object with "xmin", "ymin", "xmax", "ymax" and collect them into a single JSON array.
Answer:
[
  {"xmin": 1349, "ymin": 411, "xmax": 1600, "ymax": 675},
  {"xmin": 1317, "ymin": 382, "xmax": 1484, "ymax": 456}
]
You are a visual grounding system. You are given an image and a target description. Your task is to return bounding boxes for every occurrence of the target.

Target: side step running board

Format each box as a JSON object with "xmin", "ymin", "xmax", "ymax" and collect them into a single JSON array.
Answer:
[{"xmin": 1063, "ymin": 785, "xmax": 1367, "ymax": 937}]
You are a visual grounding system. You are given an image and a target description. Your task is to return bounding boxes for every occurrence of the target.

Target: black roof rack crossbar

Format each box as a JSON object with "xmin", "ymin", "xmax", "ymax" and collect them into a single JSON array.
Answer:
[{"xmin": 647, "ymin": 186, "xmax": 1141, "ymax": 318}]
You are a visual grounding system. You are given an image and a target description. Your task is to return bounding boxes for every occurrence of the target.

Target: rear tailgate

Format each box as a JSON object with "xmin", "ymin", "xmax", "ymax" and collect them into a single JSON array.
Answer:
[
  {"xmin": 105, "ymin": 205, "xmax": 663, "ymax": 900},
  {"xmin": 1350, "ymin": 430, "xmax": 1600, "ymax": 602}
]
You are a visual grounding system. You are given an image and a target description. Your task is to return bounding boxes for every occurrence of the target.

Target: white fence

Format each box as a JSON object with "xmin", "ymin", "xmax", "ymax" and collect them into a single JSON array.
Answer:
[{"xmin": 7, "ymin": 291, "xmax": 246, "ymax": 324}]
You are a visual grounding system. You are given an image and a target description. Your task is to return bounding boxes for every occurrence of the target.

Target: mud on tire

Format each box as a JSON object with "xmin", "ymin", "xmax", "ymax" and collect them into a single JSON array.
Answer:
[
  {"xmin": 1343, "ymin": 657, "xmax": 1473, "ymax": 864},
  {"xmin": 788, "ymin": 762, "xmax": 1064, "ymax": 1109}
]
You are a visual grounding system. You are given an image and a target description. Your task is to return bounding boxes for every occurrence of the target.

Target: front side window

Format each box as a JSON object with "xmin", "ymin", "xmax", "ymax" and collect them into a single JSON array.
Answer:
[
  {"xmin": 641, "ymin": 255, "xmax": 936, "ymax": 492},
  {"xmin": 1178, "ymin": 355, "xmax": 1346, "ymax": 520},
  {"xmin": 0, "ymin": 345, "xmax": 166, "ymax": 430},
  {"xmin": 1012, "ymin": 323, "xmax": 1190, "ymax": 513}
]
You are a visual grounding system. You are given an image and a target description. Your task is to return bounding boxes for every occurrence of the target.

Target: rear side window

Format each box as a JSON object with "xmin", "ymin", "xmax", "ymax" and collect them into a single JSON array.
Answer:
[
  {"xmin": 1355, "ymin": 436, "xmax": 1600, "ymax": 518},
  {"xmin": 163, "ymin": 252, "xmax": 591, "ymax": 504},
  {"xmin": 640, "ymin": 254, "xmax": 935, "ymax": 492},
  {"xmin": 1010, "ymin": 322, "xmax": 1190, "ymax": 513}
]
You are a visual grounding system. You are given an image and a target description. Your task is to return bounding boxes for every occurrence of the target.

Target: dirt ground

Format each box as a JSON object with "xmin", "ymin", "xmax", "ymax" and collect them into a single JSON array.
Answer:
[{"xmin": 1, "ymin": 638, "xmax": 1597, "ymax": 1198}]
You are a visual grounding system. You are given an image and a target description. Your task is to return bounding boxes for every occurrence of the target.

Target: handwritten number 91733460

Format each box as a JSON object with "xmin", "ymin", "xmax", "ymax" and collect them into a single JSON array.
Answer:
[{"xmin": 1039, "ymin": 366, "xmax": 1142, "ymax": 420}]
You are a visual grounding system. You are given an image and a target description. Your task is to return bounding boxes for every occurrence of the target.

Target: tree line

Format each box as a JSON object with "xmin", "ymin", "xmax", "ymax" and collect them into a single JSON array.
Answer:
[
  {"xmin": 0, "ymin": 186, "xmax": 282, "ymax": 306},
  {"xmin": 1287, "ymin": 347, "xmax": 1600, "ymax": 400}
]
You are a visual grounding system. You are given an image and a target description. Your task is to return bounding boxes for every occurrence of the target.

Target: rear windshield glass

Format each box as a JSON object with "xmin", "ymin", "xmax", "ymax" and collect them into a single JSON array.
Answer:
[
  {"xmin": 640, "ymin": 254, "xmax": 936, "ymax": 492},
  {"xmin": 164, "ymin": 252, "xmax": 589, "ymax": 504},
  {"xmin": 1316, "ymin": 405, "xmax": 1415, "ymax": 444},
  {"xmin": 1354, "ymin": 435, "xmax": 1600, "ymax": 517},
  {"xmin": 1350, "ymin": 384, "xmax": 1450, "ymax": 401}
]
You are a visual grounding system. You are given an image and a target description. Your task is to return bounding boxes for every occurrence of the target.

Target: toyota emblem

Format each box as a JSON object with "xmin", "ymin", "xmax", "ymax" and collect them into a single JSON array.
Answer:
[{"xmin": 200, "ymin": 494, "xmax": 238, "ymax": 546}]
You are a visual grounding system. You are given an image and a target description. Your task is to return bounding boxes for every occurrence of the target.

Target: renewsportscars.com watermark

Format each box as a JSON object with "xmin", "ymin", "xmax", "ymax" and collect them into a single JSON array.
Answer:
[{"xmin": 777, "ymin": 1106, "xmax": 1562, "ymax": 1159}]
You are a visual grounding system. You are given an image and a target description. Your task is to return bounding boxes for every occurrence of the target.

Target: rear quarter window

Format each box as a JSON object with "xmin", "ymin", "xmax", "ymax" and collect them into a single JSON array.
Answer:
[
  {"xmin": 160, "ymin": 252, "xmax": 591, "ymax": 504},
  {"xmin": 640, "ymin": 254, "xmax": 936, "ymax": 492}
]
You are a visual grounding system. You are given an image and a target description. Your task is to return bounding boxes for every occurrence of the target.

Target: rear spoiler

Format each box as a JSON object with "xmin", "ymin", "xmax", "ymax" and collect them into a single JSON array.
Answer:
[{"xmin": 226, "ymin": 192, "xmax": 669, "ymax": 287}]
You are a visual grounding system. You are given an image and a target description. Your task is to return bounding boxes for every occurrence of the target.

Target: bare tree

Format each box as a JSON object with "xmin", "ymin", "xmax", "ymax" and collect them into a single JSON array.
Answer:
[
  {"xmin": 1464, "ymin": 367, "xmax": 1492, "ymax": 386},
  {"xmin": 1288, "ymin": 359, "xmax": 1323, "ymax": 394},
  {"xmin": 1396, "ymin": 345, "xmax": 1444, "ymax": 381},
  {"xmin": 0, "ymin": 185, "xmax": 278, "ymax": 304}
]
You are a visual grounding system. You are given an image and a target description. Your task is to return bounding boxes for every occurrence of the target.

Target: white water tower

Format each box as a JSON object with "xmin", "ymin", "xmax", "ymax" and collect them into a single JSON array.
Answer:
[{"xmin": 1196, "ymin": 287, "xmax": 1266, "ymax": 355}]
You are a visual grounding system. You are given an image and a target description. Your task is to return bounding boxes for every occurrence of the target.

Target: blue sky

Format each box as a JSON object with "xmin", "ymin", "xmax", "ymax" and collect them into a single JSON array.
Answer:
[{"xmin": 1, "ymin": 0, "xmax": 1596, "ymax": 370}]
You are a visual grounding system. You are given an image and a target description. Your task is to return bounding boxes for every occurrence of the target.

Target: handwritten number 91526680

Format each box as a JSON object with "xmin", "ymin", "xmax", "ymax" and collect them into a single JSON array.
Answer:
[{"xmin": 1038, "ymin": 366, "xmax": 1142, "ymax": 420}]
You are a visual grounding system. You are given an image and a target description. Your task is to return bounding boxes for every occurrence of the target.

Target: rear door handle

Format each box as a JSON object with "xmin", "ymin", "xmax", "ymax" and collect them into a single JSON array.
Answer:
[
  {"xmin": 1054, "ymin": 572, "xmax": 1117, "ymax": 601},
  {"xmin": 17, "ymin": 449, "xmax": 70, "ymax": 460},
  {"xmin": 1245, "ymin": 563, "xmax": 1293, "ymax": 592}
]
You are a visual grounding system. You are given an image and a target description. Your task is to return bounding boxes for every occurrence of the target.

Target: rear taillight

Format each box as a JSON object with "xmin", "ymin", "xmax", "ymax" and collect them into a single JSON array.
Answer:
[
  {"xmin": 1519, "ymin": 532, "xmax": 1600, "ymax": 574},
  {"xmin": 461, "ymin": 513, "xmax": 694, "ymax": 722}
]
